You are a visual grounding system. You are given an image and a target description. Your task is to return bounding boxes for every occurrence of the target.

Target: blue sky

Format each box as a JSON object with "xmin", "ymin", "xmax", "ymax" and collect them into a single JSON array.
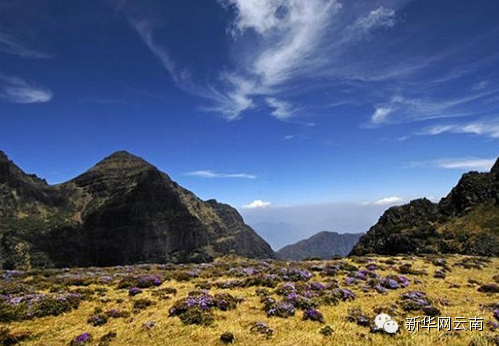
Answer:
[{"xmin": 1, "ymin": 0, "xmax": 498, "ymax": 246}]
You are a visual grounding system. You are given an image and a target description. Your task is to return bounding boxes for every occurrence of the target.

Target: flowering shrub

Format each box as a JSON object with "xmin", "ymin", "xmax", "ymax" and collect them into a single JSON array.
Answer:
[
  {"xmin": 250, "ymin": 321, "xmax": 273, "ymax": 338},
  {"xmin": 0, "ymin": 292, "xmax": 82, "ymax": 322},
  {"xmin": 346, "ymin": 307, "xmax": 370, "ymax": 327},
  {"xmin": 244, "ymin": 274, "xmax": 280, "ymax": 288},
  {"xmin": 87, "ymin": 313, "xmax": 108, "ymax": 326},
  {"xmin": 215, "ymin": 280, "xmax": 244, "ymax": 289},
  {"xmin": 70, "ymin": 333, "xmax": 92, "ymax": 345},
  {"xmin": 265, "ymin": 300, "xmax": 296, "ymax": 318},
  {"xmin": 169, "ymin": 291, "xmax": 239, "ymax": 325},
  {"xmin": 105, "ymin": 309, "xmax": 130, "ymax": 319},
  {"xmin": 302, "ymin": 309, "xmax": 324, "ymax": 323},
  {"xmin": 285, "ymin": 293, "xmax": 318, "ymax": 310},
  {"xmin": 128, "ymin": 287, "xmax": 142, "ymax": 296},
  {"xmin": 275, "ymin": 282, "xmax": 296, "ymax": 296},
  {"xmin": 380, "ymin": 275, "xmax": 409, "ymax": 289},
  {"xmin": 279, "ymin": 268, "xmax": 312, "ymax": 282},
  {"xmin": 399, "ymin": 291, "xmax": 432, "ymax": 311},
  {"xmin": 118, "ymin": 275, "xmax": 162, "ymax": 289},
  {"xmin": 332, "ymin": 288, "xmax": 356, "ymax": 301},
  {"xmin": 213, "ymin": 293, "xmax": 238, "ymax": 311}
]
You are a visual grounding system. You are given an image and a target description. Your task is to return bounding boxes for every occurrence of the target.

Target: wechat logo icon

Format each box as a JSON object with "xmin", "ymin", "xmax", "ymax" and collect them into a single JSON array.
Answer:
[{"xmin": 375, "ymin": 313, "xmax": 399, "ymax": 334}]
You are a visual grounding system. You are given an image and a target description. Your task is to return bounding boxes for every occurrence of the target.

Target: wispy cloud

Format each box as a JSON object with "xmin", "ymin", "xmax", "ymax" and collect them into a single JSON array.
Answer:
[
  {"xmin": 242, "ymin": 199, "xmax": 272, "ymax": 209},
  {"xmin": 343, "ymin": 7, "xmax": 396, "ymax": 42},
  {"xmin": 0, "ymin": 76, "xmax": 53, "ymax": 104},
  {"xmin": 409, "ymin": 157, "xmax": 496, "ymax": 171},
  {"xmin": 185, "ymin": 170, "xmax": 257, "ymax": 179},
  {"xmin": 436, "ymin": 158, "xmax": 496, "ymax": 170},
  {"xmin": 113, "ymin": 0, "xmax": 407, "ymax": 121},
  {"xmin": 265, "ymin": 97, "xmax": 298, "ymax": 119},
  {"xmin": 110, "ymin": 0, "xmax": 499, "ymax": 129},
  {"xmin": 362, "ymin": 196, "xmax": 404, "ymax": 206},
  {"xmin": 370, "ymin": 106, "xmax": 394, "ymax": 124},
  {"xmin": 0, "ymin": 33, "xmax": 50, "ymax": 59},
  {"xmin": 417, "ymin": 118, "xmax": 499, "ymax": 139},
  {"xmin": 367, "ymin": 88, "xmax": 499, "ymax": 126}
]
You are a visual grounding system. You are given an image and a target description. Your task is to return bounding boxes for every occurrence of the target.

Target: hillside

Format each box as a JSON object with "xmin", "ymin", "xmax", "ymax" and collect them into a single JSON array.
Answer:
[
  {"xmin": 350, "ymin": 157, "xmax": 499, "ymax": 256},
  {"xmin": 0, "ymin": 150, "xmax": 275, "ymax": 269},
  {"xmin": 277, "ymin": 231, "xmax": 363, "ymax": 260}
]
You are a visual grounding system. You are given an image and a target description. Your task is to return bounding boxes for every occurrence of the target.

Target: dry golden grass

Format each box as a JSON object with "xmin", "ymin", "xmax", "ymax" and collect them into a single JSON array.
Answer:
[{"xmin": 3, "ymin": 255, "xmax": 498, "ymax": 346}]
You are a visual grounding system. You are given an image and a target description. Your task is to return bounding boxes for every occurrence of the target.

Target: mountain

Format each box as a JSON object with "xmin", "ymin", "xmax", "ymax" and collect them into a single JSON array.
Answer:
[
  {"xmin": 0, "ymin": 151, "xmax": 275, "ymax": 269},
  {"xmin": 350, "ymin": 157, "xmax": 499, "ymax": 256},
  {"xmin": 277, "ymin": 231, "xmax": 364, "ymax": 260}
]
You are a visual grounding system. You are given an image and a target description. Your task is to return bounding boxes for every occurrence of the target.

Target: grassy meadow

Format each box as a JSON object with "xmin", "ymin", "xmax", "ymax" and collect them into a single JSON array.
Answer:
[{"xmin": 1, "ymin": 255, "xmax": 498, "ymax": 346}]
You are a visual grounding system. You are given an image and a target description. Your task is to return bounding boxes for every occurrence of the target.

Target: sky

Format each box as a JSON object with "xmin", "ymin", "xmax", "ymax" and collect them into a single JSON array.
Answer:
[{"xmin": 1, "ymin": 0, "xmax": 498, "ymax": 249}]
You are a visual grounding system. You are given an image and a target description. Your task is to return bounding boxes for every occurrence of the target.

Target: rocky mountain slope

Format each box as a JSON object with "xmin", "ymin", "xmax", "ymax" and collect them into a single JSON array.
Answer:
[
  {"xmin": 277, "ymin": 231, "xmax": 363, "ymax": 260},
  {"xmin": 350, "ymin": 157, "xmax": 499, "ymax": 256},
  {"xmin": 0, "ymin": 151, "xmax": 275, "ymax": 269}
]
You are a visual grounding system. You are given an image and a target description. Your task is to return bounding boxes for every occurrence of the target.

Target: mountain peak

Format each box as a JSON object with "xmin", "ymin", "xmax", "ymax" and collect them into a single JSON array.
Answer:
[
  {"xmin": 88, "ymin": 150, "xmax": 155, "ymax": 173},
  {"xmin": 101, "ymin": 150, "xmax": 149, "ymax": 164}
]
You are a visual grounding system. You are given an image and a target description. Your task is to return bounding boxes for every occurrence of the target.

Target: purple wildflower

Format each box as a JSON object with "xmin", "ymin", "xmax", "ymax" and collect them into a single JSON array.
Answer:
[
  {"xmin": 344, "ymin": 277, "xmax": 357, "ymax": 285},
  {"xmin": 70, "ymin": 333, "xmax": 92, "ymax": 345},
  {"xmin": 397, "ymin": 275, "xmax": 410, "ymax": 287},
  {"xmin": 129, "ymin": 287, "xmax": 142, "ymax": 296},
  {"xmin": 374, "ymin": 284, "xmax": 388, "ymax": 294},
  {"xmin": 303, "ymin": 309, "xmax": 325, "ymax": 323},
  {"xmin": 381, "ymin": 278, "xmax": 399, "ymax": 289},
  {"xmin": 310, "ymin": 282, "xmax": 325, "ymax": 291}
]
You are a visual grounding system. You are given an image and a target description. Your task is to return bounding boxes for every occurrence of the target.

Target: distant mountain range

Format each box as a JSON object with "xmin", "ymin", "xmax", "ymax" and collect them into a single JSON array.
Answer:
[
  {"xmin": 350, "ymin": 157, "xmax": 499, "ymax": 256},
  {"xmin": 277, "ymin": 231, "xmax": 363, "ymax": 260},
  {"xmin": 0, "ymin": 150, "xmax": 274, "ymax": 269}
]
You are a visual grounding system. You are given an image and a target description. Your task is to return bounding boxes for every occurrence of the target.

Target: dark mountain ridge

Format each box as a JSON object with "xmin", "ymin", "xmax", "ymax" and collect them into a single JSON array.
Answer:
[
  {"xmin": 350, "ymin": 157, "xmax": 499, "ymax": 256},
  {"xmin": 277, "ymin": 231, "xmax": 363, "ymax": 260},
  {"xmin": 0, "ymin": 150, "xmax": 275, "ymax": 269}
]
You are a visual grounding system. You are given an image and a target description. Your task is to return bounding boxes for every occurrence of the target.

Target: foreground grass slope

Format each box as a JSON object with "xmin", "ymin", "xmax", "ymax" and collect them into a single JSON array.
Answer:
[{"xmin": 1, "ymin": 255, "xmax": 498, "ymax": 346}]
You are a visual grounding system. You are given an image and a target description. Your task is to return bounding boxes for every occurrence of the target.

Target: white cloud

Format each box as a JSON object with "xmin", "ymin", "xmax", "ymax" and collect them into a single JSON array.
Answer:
[
  {"xmin": 418, "ymin": 119, "xmax": 499, "ymax": 139},
  {"xmin": 283, "ymin": 134, "xmax": 295, "ymax": 140},
  {"xmin": 368, "ymin": 87, "xmax": 499, "ymax": 126},
  {"xmin": 435, "ymin": 158, "xmax": 495, "ymax": 171},
  {"xmin": 265, "ymin": 97, "xmax": 297, "ymax": 119},
  {"xmin": 408, "ymin": 157, "xmax": 496, "ymax": 171},
  {"xmin": 0, "ymin": 33, "xmax": 50, "ymax": 59},
  {"xmin": 362, "ymin": 196, "xmax": 404, "ymax": 206},
  {"xmin": 345, "ymin": 7, "xmax": 396, "ymax": 41},
  {"xmin": 185, "ymin": 170, "xmax": 257, "ymax": 179},
  {"xmin": 370, "ymin": 106, "xmax": 394, "ymax": 124},
  {"xmin": 0, "ymin": 77, "xmax": 53, "ymax": 104},
  {"xmin": 112, "ymin": 0, "xmax": 411, "ymax": 121},
  {"xmin": 242, "ymin": 199, "xmax": 272, "ymax": 209}
]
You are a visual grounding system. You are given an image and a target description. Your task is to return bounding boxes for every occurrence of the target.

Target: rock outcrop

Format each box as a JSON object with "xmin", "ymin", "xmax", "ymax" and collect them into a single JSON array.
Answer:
[{"xmin": 350, "ymin": 157, "xmax": 499, "ymax": 256}]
